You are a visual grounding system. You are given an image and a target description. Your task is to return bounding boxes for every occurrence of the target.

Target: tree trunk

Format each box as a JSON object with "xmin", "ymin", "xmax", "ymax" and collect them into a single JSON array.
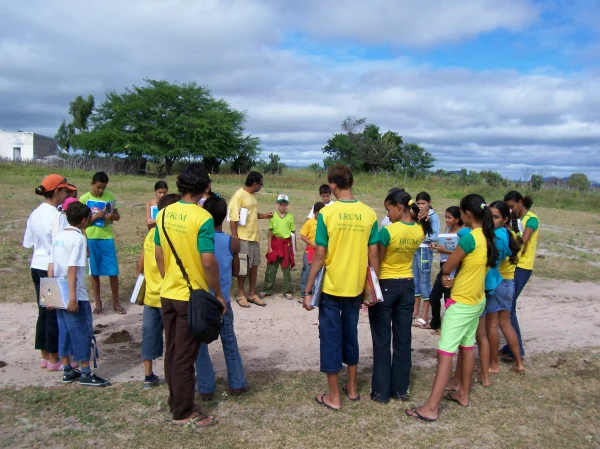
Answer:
[{"xmin": 165, "ymin": 157, "xmax": 175, "ymax": 176}]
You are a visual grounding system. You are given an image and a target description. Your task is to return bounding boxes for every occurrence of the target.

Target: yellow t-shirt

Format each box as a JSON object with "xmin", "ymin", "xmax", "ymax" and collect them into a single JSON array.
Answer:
[
  {"xmin": 452, "ymin": 228, "xmax": 488, "ymax": 306},
  {"xmin": 316, "ymin": 200, "xmax": 379, "ymax": 297},
  {"xmin": 518, "ymin": 211, "xmax": 539, "ymax": 271},
  {"xmin": 154, "ymin": 201, "xmax": 214, "ymax": 301},
  {"xmin": 379, "ymin": 221, "xmax": 425, "ymax": 279},
  {"xmin": 300, "ymin": 218, "xmax": 317, "ymax": 243},
  {"xmin": 499, "ymin": 230, "xmax": 519, "ymax": 280},
  {"xmin": 143, "ymin": 228, "xmax": 162, "ymax": 308},
  {"xmin": 228, "ymin": 188, "xmax": 259, "ymax": 242}
]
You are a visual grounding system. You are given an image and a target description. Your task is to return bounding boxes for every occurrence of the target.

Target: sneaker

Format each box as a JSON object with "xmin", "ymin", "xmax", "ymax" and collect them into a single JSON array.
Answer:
[
  {"xmin": 143, "ymin": 374, "xmax": 160, "ymax": 390},
  {"xmin": 62, "ymin": 369, "xmax": 82, "ymax": 384},
  {"xmin": 79, "ymin": 373, "xmax": 111, "ymax": 387}
]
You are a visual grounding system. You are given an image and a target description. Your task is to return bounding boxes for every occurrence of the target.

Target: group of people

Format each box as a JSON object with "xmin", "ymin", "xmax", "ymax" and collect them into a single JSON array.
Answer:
[{"xmin": 23, "ymin": 162, "xmax": 539, "ymax": 427}]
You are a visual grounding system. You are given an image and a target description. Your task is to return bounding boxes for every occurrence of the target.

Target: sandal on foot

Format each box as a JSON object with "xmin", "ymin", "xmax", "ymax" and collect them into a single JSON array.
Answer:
[
  {"xmin": 315, "ymin": 394, "xmax": 340, "ymax": 411},
  {"xmin": 500, "ymin": 354, "xmax": 515, "ymax": 363},
  {"xmin": 511, "ymin": 366, "xmax": 525, "ymax": 375},
  {"xmin": 172, "ymin": 412, "xmax": 216, "ymax": 428},
  {"xmin": 248, "ymin": 295, "xmax": 266, "ymax": 307},
  {"xmin": 236, "ymin": 297, "xmax": 251, "ymax": 308},
  {"xmin": 256, "ymin": 292, "xmax": 267, "ymax": 299},
  {"xmin": 342, "ymin": 384, "xmax": 360, "ymax": 401},
  {"xmin": 412, "ymin": 318, "xmax": 427, "ymax": 328},
  {"xmin": 113, "ymin": 306, "xmax": 127, "ymax": 314},
  {"xmin": 284, "ymin": 293, "xmax": 294, "ymax": 300},
  {"xmin": 93, "ymin": 305, "xmax": 103, "ymax": 314},
  {"xmin": 405, "ymin": 407, "xmax": 437, "ymax": 422},
  {"xmin": 443, "ymin": 392, "xmax": 471, "ymax": 407}
]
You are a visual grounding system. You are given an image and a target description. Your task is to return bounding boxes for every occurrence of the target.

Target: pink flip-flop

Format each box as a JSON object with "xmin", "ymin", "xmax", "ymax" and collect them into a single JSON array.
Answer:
[
  {"xmin": 40, "ymin": 359, "xmax": 48, "ymax": 369},
  {"xmin": 46, "ymin": 361, "xmax": 64, "ymax": 372}
]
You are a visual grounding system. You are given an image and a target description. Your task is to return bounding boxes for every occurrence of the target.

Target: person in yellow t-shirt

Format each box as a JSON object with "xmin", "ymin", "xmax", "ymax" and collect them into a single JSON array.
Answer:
[
  {"xmin": 302, "ymin": 165, "xmax": 379, "ymax": 411},
  {"xmin": 136, "ymin": 193, "xmax": 180, "ymax": 391},
  {"xmin": 407, "ymin": 194, "xmax": 498, "ymax": 422},
  {"xmin": 153, "ymin": 163, "xmax": 226, "ymax": 428},
  {"xmin": 500, "ymin": 191, "xmax": 540, "ymax": 361},
  {"xmin": 369, "ymin": 190, "xmax": 432, "ymax": 403},
  {"xmin": 227, "ymin": 171, "xmax": 273, "ymax": 308},
  {"xmin": 299, "ymin": 202, "xmax": 325, "ymax": 302}
]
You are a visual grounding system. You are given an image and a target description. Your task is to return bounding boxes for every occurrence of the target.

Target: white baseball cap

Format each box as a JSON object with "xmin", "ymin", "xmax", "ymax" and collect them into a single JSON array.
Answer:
[{"xmin": 277, "ymin": 194, "xmax": 289, "ymax": 203}]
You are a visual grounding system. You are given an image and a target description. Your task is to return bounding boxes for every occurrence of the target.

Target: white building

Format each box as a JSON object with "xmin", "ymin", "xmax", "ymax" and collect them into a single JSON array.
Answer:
[{"xmin": 0, "ymin": 130, "xmax": 57, "ymax": 161}]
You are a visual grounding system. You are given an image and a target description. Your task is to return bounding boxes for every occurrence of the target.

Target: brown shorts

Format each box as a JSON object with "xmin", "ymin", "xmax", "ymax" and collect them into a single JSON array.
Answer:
[{"xmin": 239, "ymin": 240, "xmax": 261, "ymax": 270}]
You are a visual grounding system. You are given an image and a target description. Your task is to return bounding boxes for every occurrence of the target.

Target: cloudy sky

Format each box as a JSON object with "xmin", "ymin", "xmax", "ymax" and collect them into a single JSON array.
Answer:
[{"xmin": 1, "ymin": 0, "xmax": 599, "ymax": 179}]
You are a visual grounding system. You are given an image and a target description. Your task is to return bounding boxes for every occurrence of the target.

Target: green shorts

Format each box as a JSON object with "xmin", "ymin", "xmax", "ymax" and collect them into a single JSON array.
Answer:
[{"xmin": 437, "ymin": 299, "xmax": 485, "ymax": 356}]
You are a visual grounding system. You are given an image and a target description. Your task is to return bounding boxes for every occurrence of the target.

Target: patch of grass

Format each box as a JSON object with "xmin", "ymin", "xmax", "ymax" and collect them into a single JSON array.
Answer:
[{"xmin": 0, "ymin": 349, "xmax": 598, "ymax": 448}]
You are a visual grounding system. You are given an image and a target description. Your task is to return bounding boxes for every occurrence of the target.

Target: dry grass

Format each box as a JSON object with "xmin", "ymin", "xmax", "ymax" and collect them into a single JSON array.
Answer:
[{"xmin": 0, "ymin": 349, "xmax": 599, "ymax": 448}]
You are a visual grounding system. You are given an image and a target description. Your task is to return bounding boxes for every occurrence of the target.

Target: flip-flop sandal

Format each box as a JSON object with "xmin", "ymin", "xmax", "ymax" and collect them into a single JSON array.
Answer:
[
  {"xmin": 172, "ymin": 412, "xmax": 216, "ymax": 427},
  {"xmin": 511, "ymin": 366, "xmax": 526, "ymax": 375},
  {"xmin": 500, "ymin": 354, "xmax": 516, "ymax": 363},
  {"xmin": 284, "ymin": 293, "xmax": 294, "ymax": 300},
  {"xmin": 236, "ymin": 297, "xmax": 251, "ymax": 308},
  {"xmin": 405, "ymin": 407, "xmax": 437, "ymax": 422},
  {"xmin": 113, "ymin": 307, "xmax": 127, "ymax": 314},
  {"xmin": 342, "ymin": 384, "xmax": 360, "ymax": 401},
  {"xmin": 248, "ymin": 295, "xmax": 266, "ymax": 307},
  {"xmin": 443, "ymin": 392, "xmax": 472, "ymax": 407},
  {"xmin": 315, "ymin": 394, "xmax": 339, "ymax": 411},
  {"xmin": 258, "ymin": 292, "xmax": 270, "ymax": 298},
  {"xmin": 93, "ymin": 306, "xmax": 103, "ymax": 314},
  {"xmin": 412, "ymin": 318, "xmax": 427, "ymax": 328}
]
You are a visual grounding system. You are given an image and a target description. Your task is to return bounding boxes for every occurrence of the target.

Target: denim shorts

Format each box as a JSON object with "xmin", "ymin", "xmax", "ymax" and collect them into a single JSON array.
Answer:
[
  {"xmin": 57, "ymin": 301, "xmax": 94, "ymax": 362},
  {"xmin": 318, "ymin": 293, "xmax": 361, "ymax": 373},
  {"xmin": 141, "ymin": 305, "xmax": 164, "ymax": 360},
  {"xmin": 88, "ymin": 239, "xmax": 119, "ymax": 276},
  {"xmin": 485, "ymin": 279, "xmax": 515, "ymax": 314}
]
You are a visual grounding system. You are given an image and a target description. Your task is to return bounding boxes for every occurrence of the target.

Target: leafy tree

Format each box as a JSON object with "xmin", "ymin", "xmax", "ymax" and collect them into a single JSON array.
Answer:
[
  {"xmin": 568, "ymin": 173, "xmax": 590, "ymax": 191},
  {"xmin": 531, "ymin": 173, "xmax": 543, "ymax": 191},
  {"xmin": 322, "ymin": 133, "xmax": 358, "ymax": 169},
  {"xmin": 60, "ymin": 79, "xmax": 255, "ymax": 175},
  {"xmin": 231, "ymin": 136, "xmax": 260, "ymax": 174},
  {"xmin": 480, "ymin": 170, "xmax": 504, "ymax": 188},
  {"xmin": 55, "ymin": 95, "xmax": 95, "ymax": 151},
  {"xmin": 307, "ymin": 163, "xmax": 324, "ymax": 174},
  {"xmin": 458, "ymin": 168, "xmax": 482, "ymax": 186},
  {"xmin": 261, "ymin": 153, "xmax": 286, "ymax": 175},
  {"xmin": 400, "ymin": 143, "xmax": 435, "ymax": 180}
]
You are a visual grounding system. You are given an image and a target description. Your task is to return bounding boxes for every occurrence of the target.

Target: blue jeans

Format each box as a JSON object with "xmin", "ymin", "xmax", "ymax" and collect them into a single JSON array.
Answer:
[
  {"xmin": 300, "ymin": 252, "xmax": 310, "ymax": 295},
  {"xmin": 501, "ymin": 268, "xmax": 532, "ymax": 357},
  {"xmin": 368, "ymin": 279, "xmax": 415, "ymax": 402},
  {"xmin": 318, "ymin": 293, "xmax": 361, "ymax": 373},
  {"xmin": 57, "ymin": 301, "xmax": 94, "ymax": 362},
  {"xmin": 412, "ymin": 247, "xmax": 433, "ymax": 299},
  {"xmin": 195, "ymin": 302, "xmax": 246, "ymax": 393},
  {"xmin": 141, "ymin": 305, "xmax": 163, "ymax": 360}
]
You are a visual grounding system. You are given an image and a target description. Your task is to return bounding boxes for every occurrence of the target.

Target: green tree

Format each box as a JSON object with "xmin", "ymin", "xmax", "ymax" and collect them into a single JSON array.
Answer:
[
  {"xmin": 531, "ymin": 173, "xmax": 543, "ymax": 191},
  {"xmin": 231, "ymin": 136, "xmax": 260, "ymax": 174},
  {"xmin": 399, "ymin": 143, "xmax": 435, "ymax": 180},
  {"xmin": 261, "ymin": 153, "xmax": 286, "ymax": 175},
  {"xmin": 55, "ymin": 95, "xmax": 94, "ymax": 151},
  {"xmin": 61, "ymin": 79, "xmax": 255, "ymax": 175},
  {"xmin": 480, "ymin": 170, "xmax": 504, "ymax": 187},
  {"xmin": 567, "ymin": 173, "xmax": 590, "ymax": 191}
]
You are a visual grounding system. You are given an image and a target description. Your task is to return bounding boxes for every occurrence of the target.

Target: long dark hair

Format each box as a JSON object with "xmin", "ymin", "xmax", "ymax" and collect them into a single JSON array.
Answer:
[
  {"xmin": 385, "ymin": 190, "xmax": 432, "ymax": 236},
  {"xmin": 460, "ymin": 194, "xmax": 498, "ymax": 268},
  {"xmin": 490, "ymin": 201, "xmax": 521, "ymax": 265},
  {"xmin": 445, "ymin": 206, "xmax": 463, "ymax": 227},
  {"xmin": 504, "ymin": 190, "xmax": 533, "ymax": 210}
]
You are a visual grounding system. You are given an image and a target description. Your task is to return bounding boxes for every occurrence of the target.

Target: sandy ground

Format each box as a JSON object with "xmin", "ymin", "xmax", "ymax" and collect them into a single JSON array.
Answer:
[{"xmin": 0, "ymin": 277, "xmax": 598, "ymax": 388}]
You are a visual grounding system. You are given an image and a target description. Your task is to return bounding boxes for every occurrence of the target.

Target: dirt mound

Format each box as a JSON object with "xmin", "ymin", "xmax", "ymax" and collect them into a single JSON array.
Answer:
[{"xmin": 102, "ymin": 330, "xmax": 133, "ymax": 344}]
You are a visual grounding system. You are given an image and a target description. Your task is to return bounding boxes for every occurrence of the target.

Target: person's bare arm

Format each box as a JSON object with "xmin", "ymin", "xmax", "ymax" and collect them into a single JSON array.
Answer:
[
  {"xmin": 136, "ymin": 250, "xmax": 144, "ymax": 277},
  {"xmin": 107, "ymin": 208, "xmax": 120, "ymax": 222},
  {"xmin": 378, "ymin": 244, "xmax": 387, "ymax": 268},
  {"xmin": 441, "ymin": 246, "xmax": 467, "ymax": 288},
  {"xmin": 230, "ymin": 221, "xmax": 239, "ymax": 239},
  {"xmin": 67, "ymin": 266, "xmax": 78, "ymax": 313},
  {"xmin": 267, "ymin": 229, "xmax": 273, "ymax": 252},
  {"xmin": 201, "ymin": 253, "xmax": 227, "ymax": 314},
  {"xmin": 155, "ymin": 246, "xmax": 165, "ymax": 278},
  {"xmin": 258, "ymin": 212, "xmax": 274, "ymax": 219},
  {"xmin": 521, "ymin": 227, "xmax": 534, "ymax": 255},
  {"xmin": 300, "ymin": 234, "xmax": 316, "ymax": 248},
  {"xmin": 47, "ymin": 263, "xmax": 54, "ymax": 278}
]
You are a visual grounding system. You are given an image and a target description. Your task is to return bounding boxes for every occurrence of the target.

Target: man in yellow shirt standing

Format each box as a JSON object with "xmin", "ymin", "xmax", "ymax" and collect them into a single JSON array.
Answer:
[
  {"xmin": 302, "ymin": 165, "xmax": 380, "ymax": 411},
  {"xmin": 228, "ymin": 171, "xmax": 273, "ymax": 308}
]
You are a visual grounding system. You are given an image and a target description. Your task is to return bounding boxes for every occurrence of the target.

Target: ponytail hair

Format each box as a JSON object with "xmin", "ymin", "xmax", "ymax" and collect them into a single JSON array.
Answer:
[
  {"xmin": 490, "ymin": 200, "xmax": 521, "ymax": 265},
  {"xmin": 504, "ymin": 190, "xmax": 533, "ymax": 210},
  {"xmin": 385, "ymin": 190, "xmax": 433, "ymax": 236},
  {"xmin": 35, "ymin": 185, "xmax": 55, "ymax": 199},
  {"xmin": 522, "ymin": 195, "xmax": 533, "ymax": 209},
  {"xmin": 445, "ymin": 206, "xmax": 463, "ymax": 226},
  {"xmin": 460, "ymin": 194, "xmax": 498, "ymax": 268}
]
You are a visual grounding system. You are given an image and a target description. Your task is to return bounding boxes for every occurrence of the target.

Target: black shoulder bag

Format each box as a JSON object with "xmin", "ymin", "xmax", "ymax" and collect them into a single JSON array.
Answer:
[{"xmin": 161, "ymin": 207, "xmax": 224, "ymax": 344}]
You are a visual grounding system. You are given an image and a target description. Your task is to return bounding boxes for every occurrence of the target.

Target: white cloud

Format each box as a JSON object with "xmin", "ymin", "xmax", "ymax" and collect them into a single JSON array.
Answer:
[{"xmin": 0, "ymin": 0, "xmax": 598, "ymax": 180}]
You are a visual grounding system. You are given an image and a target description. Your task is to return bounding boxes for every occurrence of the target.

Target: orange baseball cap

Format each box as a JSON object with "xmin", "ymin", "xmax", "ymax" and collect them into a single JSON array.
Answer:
[{"xmin": 41, "ymin": 174, "xmax": 76, "ymax": 191}]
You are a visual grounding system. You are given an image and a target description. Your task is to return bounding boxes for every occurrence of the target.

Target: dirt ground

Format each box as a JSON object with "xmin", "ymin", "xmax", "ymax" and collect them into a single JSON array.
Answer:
[{"xmin": 0, "ymin": 277, "xmax": 598, "ymax": 388}]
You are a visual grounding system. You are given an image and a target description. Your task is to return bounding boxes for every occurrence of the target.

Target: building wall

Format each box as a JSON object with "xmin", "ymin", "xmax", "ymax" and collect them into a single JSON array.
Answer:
[
  {"xmin": 0, "ymin": 131, "xmax": 57, "ymax": 160},
  {"xmin": 0, "ymin": 131, "xmax": 34, "ymax": 160}
]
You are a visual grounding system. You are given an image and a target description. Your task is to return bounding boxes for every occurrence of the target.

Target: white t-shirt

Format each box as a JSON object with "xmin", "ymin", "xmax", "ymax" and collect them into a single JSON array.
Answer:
[
  {"xmin": 50, "ymin": 227, "xmax": 89, "ymax": 302},
  {"xmin": 23, "ymin": 203, "xmax": 61, "ymax": 270},
  {"xmin": 380, "ymin": 215, "xmax": 392, "ymax": 228},
  {"xmin": 307, "ymin": 200, "xmax": 335, "ymax": 219}
]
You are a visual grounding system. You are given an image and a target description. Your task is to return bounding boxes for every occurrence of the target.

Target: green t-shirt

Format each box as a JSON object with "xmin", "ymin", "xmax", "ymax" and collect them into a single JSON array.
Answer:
[
  {"xmin": 269, "ymin": 212, "xmax": 295, "ymax": 238},
  {"xmin": 80, "ymin": 191, "xmax": 117, "ymax": 240}
]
